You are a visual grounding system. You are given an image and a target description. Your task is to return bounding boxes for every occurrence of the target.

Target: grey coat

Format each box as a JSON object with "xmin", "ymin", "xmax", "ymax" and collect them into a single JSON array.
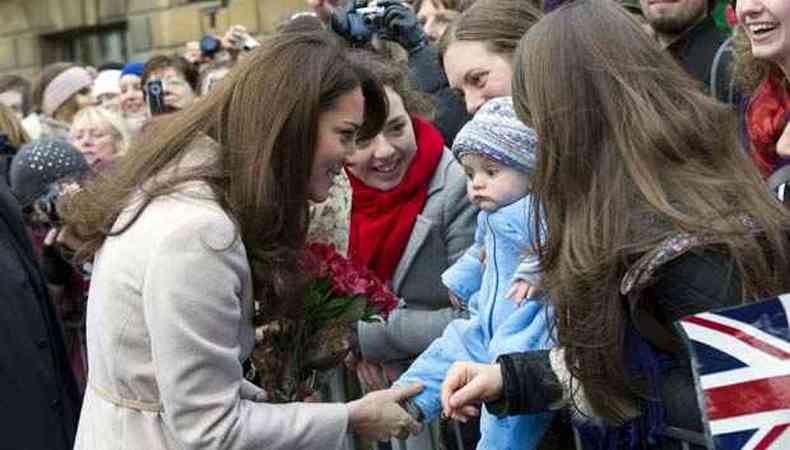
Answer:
[{"xmin": 357, "ymin": 149, "xmax": 477, "ymax": 364}]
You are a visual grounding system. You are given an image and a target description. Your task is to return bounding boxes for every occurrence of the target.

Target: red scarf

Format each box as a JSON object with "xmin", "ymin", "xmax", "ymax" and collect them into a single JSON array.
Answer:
[
  {"xmin": 348, "ymin": 116, "xmax": 444, "ymax": 283},
  {"xmin": 747, "ymin": 71, "xmax": 790, "ymax": 178}
]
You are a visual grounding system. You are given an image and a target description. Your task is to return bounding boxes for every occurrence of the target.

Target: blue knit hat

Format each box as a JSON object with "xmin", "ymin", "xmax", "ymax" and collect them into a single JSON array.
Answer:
[
  {"xmin": 452, "ymin": 97, "xmax": 537, "ymax": 175},
  {"xmin": 121, "ymin": 62, "xmax": 144, "ymax": 79}
]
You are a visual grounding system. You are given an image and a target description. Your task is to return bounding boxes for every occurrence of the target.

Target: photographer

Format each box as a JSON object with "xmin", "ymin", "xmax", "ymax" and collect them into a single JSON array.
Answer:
[
  {"xmin": 187, "ymin": 25, "xmax": 261, "ymax": 73},
  {"xmin": 141, "ymin": 55, "xmax": 199, "ymax": 116},
  {"xmin": 331, "ymin": 0, "xmax": 469, "ymax": 145},
  {"xmin": 9, "ymin": 139, "xmax": 92, "ymax": 392}
]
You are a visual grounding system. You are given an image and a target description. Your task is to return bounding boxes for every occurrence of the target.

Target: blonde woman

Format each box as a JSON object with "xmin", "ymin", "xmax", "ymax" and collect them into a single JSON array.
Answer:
[{"xmin": 69, "ymin": 106, "xmax": 130, "ymax": 172}]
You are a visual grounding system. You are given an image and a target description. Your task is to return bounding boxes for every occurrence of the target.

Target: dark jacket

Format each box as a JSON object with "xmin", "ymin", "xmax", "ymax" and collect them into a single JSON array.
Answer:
[
  {"xmin": 408, "ymin": 44, "xmax": 470, "ymax": 146},
  {"xmin": 489, "ymin": 249, "xmax": 742, "ymax": 450},
  {"xmin": 668, "ymin": 15, "xmax": 730, "ymax": 100},
  {"xmin": 0, "ymin": 180, "xmax": 80, "ymax": 450}
]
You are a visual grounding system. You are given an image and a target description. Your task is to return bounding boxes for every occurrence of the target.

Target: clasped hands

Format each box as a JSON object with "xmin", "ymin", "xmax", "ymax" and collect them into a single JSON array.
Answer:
[
  {"xmin": 346, "ymin": 383, "xmax": 424, "ymax": 441},
  {"xmin": 345, "ymin": 359, "xmax": 507, "ymax": 440},
  {"xmin": 345, "ymin": 351, "xmax": 423, "ymax": 441}
]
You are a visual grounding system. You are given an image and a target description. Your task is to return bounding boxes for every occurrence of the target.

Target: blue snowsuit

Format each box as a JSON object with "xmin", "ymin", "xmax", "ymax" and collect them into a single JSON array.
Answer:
[{"xmin": 394, "ymin": 196, "xmax": 554, "ymax": 450}]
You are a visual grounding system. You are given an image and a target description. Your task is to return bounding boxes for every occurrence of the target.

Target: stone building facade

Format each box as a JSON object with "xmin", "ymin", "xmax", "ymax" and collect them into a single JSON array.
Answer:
[{"xmin": 0, "ymin": 0, "xmax": 305, "ymax": 78}]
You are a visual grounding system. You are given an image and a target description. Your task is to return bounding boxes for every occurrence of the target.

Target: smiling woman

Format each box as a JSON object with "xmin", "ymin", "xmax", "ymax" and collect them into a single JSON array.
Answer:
[
  {"xmin": 342, "ymin": 49, "xmax": 478, "ymax": 450},
  {"xmin": 732, "ymin": 0, "xmax": 790, "ymax": 178},
  {"xmin": 438, "ymin": 0, "xmax": 542, "ymax": 115},
  {"xmin": 59, "ymin": 31, "xmax": 430, "ymax": 450}
]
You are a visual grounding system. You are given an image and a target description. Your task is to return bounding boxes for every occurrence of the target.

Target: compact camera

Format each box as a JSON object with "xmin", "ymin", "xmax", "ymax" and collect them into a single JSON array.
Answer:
[
  {"xmin": 339, "ymin": 2, "xmax": 388, "ymax": 44},
  {"xmin": 145, "ymin": 79, "xmax": 165, "ymax": 116}
]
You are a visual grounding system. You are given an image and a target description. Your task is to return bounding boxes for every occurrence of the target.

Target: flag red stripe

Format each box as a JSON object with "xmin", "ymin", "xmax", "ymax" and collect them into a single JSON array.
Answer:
[
  {"xmin": 706, "ymin": 375, "xmax": 790, "ymax": 420},
  {"xmin": 683, "ymin": 315, "xmax": 790, "ymax": 360},
  {"xmin": 754, "ymin": 423, "xmax": 790, "ymax": 450}
]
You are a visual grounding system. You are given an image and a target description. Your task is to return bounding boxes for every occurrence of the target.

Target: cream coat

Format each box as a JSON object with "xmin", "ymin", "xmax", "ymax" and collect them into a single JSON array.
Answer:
[{"xmin": 75, "ymin": 149, "xmax": 349, "ymax": 449}]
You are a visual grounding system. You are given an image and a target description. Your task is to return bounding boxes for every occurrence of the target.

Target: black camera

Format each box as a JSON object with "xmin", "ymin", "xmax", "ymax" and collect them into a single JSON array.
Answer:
[
  {"xmin": 333, "ymin": 2, "xmax": 387, "ymax": 45},
  {"xmin": 145, "ymin": 79, "xmax": 165, "ymax": 116},
  {"xmin": 355, "ymin": 5, "xmax": 387, "ymax": 32}
]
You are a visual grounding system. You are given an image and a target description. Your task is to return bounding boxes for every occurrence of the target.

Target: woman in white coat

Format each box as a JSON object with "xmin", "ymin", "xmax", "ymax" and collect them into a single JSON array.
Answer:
[{"xmin": 63, "ymin": 31, "xmax": 422, "ymax": 449}]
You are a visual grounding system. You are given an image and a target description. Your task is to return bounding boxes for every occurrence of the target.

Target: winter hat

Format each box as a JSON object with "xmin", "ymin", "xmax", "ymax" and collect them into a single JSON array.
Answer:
[
  {"xmin": 92, "ymin": 69, "xmax": 122, "ymax": 98},
  {"xmin": 9, "ymin": 139, "xmax": 90, "ymax": 208},
  {"xmin": 42, "ymin": 66, "xmax": 94, "ymax": 117},
  {"xmin": 120, "ymin": 62, "xmax": 144, "ymax": 79},
  {"xmin": 452, "ymin": 97, "xmax": 538, "ymax": 175}
]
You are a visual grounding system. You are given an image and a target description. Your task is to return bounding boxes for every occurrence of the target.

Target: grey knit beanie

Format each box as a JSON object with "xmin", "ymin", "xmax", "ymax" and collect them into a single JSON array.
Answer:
[
  {"xmin": 452, "ymin": 97, "xmax": 538, "ymax": 175},
  {"xmin": 9, "ymin": 139, "xmax": 90, "ymax": 208}
]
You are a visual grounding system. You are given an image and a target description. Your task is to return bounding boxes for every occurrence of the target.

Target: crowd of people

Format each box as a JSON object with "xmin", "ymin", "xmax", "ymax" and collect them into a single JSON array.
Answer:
[{"xmin": 1, "ymin": 0, "xmax": 788, "ymax": 449}]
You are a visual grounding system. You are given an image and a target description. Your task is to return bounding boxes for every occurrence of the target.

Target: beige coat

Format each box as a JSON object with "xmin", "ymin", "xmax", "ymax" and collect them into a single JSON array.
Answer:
[{"xmin": 75, "ymin": 157, "xmax": 349, "ymax": 449}]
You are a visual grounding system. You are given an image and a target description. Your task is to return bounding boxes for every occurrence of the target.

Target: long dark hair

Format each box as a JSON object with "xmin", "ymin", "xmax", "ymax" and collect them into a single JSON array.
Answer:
[
  {"xmin": 63, "ymin": 31, "xmax": 387, "ymax": 320},
  {"xmin": 515, "ymin": 0, "xmax": 790, "ymax": 422}
]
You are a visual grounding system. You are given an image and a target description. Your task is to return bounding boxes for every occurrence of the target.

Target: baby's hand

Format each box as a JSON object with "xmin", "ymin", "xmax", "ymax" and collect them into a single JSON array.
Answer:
[
  {"xmin": 449, "ymin": 290, "xmax": 464, "ymax": 309},
  {"xmin": 505, "ymin": 280, "xmax": 542, "ymax": 305}
]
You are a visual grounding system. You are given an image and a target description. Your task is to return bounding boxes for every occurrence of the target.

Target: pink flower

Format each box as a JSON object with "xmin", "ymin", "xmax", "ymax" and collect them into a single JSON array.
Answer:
[{"xmin": 301, "ymin": 243, "xmax": 399, "ymax": 320}]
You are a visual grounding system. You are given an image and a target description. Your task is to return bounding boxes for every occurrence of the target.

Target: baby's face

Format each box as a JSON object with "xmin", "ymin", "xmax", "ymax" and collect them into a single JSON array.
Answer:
[{"xmin": 460, "ymin": 154, "xmax": 529, "ymax": 212}]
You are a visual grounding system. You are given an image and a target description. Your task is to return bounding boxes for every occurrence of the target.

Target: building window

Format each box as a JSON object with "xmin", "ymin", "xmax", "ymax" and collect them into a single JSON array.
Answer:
[{"xmin": 41, "ymin": 24, "xmax": 127, "ymax": 67}]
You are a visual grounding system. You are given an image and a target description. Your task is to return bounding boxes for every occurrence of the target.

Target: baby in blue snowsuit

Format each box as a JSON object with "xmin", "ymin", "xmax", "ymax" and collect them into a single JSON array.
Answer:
[{"xmin": 395, "ymin": 97, "xmax": 553, "ymax": 449}]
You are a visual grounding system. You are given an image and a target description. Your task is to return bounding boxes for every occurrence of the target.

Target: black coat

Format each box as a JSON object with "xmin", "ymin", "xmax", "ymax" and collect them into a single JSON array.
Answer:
[
  {"xmin": 0, "ymin": 180, "xmax": 80, "ymax": 450},
  {"xmin": 408, "ymin": 44, "xmax": 471, "ymax": 146}
]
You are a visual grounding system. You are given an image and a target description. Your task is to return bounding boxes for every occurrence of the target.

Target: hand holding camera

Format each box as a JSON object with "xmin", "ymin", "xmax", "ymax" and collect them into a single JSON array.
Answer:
[
  {"xmin": 376, "ymin": 0, "xmax": 427, "ymax": 52},
  {"xmin": 222, "ymin": 25, "xmax": 260, "ymax": 52},
  {"xmin": 331, "ymin": 0, "xmax": 427, "ymax": 53}
]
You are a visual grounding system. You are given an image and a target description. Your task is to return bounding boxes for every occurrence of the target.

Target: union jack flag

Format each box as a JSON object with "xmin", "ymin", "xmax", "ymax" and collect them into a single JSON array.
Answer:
[{"xmin": 677, "ymin": 294, "xmax": 790, "ymax": 449}]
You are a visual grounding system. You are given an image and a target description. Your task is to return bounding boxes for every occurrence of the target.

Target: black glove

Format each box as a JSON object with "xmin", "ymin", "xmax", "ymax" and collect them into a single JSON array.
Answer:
[
  {"xmin": 377, "ymin": 0, "xmax": 428, "ymax": 53},
  {"xmin": 41, "ymin": 242, "xmax": 72, "ymax": 286},
  {"xmin": 330, "ymin": 1, "xmax": 374, "ymax": 46}
]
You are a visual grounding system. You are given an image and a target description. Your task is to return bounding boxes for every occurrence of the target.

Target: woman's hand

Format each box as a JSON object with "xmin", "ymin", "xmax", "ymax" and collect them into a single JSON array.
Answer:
[
  {"xmin": 45, "ymin": 225, "xmax": 82, "ymax": 254},
  {"xmin": 441, "ymin": 362, "xmax": 503, "ymax": 423},
  {"xmin": 346, "ymin": 383, "xmax": 424, "ymax": 441}
]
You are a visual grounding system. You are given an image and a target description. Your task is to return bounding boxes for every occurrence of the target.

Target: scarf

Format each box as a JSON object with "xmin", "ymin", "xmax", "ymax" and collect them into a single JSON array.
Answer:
[
  {"xmin": 348, "ymin": 116, "xmax": 444, "ymax": 283},
  {"xmin": 746, "ymin": 71, "xmax": 790, "ymax": 178}
]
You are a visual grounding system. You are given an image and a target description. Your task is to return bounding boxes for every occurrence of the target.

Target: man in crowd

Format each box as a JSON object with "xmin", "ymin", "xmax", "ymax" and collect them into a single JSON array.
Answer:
[{"xmin": 639, "ymin": 0, "xmax": 731, "ymax": 98}]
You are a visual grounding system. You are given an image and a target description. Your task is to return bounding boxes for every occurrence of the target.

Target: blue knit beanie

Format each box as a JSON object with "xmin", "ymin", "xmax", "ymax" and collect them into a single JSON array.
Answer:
[
  {"xmin": 121, "ymin": 62, "xmax": 144, "ymax": 79},
  {"xmin": 452, "ymin": 97, "xmax": 537, "ymax": 175}
]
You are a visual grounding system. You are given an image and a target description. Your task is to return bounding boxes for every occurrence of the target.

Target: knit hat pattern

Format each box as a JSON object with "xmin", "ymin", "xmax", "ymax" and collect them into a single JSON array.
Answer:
[
  {"xmin": 452, "ymin": 97, "xmax": 538, "ymax": 175},
  {"xmin": 42, "ymin": 66, "xmax": 93, "ymax": 117},
  {"xmin": 9, "ymin": 139, "xmax": 90, "ymax": 207}
]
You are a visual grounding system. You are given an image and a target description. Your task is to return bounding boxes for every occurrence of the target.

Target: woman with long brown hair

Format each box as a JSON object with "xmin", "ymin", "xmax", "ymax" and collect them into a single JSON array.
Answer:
[
  {"xmin": 438, "ymin": 0, "xmax": 542, "ymax": 115},
  {"xmin": 63, "ymin": 31, "xmax": 423, "ymax": 449},
  {"xmin": 439, "ymin": 0, "xmax": 790, "ymax": 448}
]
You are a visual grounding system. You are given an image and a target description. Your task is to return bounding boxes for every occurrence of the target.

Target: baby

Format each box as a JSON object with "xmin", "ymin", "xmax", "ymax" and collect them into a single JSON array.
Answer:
[{"xmin": 394, "ymin": 97, "xmax": 553, "ymax": 450}]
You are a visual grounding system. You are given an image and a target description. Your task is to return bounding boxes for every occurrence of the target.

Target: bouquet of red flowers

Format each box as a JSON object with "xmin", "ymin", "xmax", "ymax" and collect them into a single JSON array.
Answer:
[{"xmin": 250, "ymin": 243, "xmax": 398, "ymax": 402}]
